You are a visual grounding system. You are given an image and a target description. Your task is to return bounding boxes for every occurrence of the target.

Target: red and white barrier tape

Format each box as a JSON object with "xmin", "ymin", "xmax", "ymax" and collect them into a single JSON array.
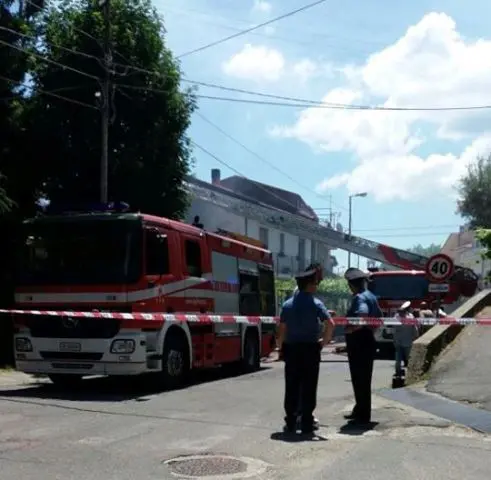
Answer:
[
  {"xmin": 1, "ymin": 309, "xmax": 491, "ymax": 325},
  {"xmin": 0, "ymin": 309, "xmax": 276, "ymax": 325}
]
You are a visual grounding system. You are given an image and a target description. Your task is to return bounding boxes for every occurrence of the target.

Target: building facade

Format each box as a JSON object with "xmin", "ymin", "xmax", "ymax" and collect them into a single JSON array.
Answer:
[
  {"xmin": 185, "ymin": 170, "xmax": 336, "ymax": 278},
  {"xmin": 441, "ymin": 227, "xmax": 491, "ymax": 289}
]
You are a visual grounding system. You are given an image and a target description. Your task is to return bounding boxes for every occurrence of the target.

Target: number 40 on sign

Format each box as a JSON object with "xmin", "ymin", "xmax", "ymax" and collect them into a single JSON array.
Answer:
[{"xmin": 425, "ymin": 253, "xmax": 454, "ymax": 283}]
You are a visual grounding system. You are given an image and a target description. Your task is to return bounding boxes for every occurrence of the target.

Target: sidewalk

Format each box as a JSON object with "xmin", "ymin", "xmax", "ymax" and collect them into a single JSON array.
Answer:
[{"xmin": 0, "ymin": 370, "xmax": 43, "ymax": 387}]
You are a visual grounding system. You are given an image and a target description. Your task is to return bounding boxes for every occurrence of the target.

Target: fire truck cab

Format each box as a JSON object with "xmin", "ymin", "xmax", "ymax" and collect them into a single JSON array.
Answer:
[
  {"xmin": 367, "ymin": 269, "xmax": 460, "ymax": 353},
  {"xmin": 12, "ymin": 204, "xmax": 277, "ymax": 387}
]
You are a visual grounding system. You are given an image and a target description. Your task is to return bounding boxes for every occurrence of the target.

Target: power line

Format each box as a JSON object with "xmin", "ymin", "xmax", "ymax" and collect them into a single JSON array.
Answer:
[
  {"xmin": 195, "ymin": 112, "xmax": 349, "ymax": 213},
  {"xmin": 366, "ymin": 232, "xmax": 452, "ymax": 239},
  {"xmin": 15, "ymin": 2, "xmax": 491, "ymax": 113},
  {"xmin": 0, "ymin": 39, "xmax": 99, "ymax": 81},
  {"xmin": 119, "ymin": 83, "xmax": 491, "ymax": 112},
  {"xmin": 165, "ymin": 4, "xmax": 384, "ymax": 53},
  {"xmin": 23, "ymin": 0, "xmax": 133, "ymax": 66},
  {"xmin": 176, "ymin": 0, "xmax": 329, "ymax": 59},
  {"xmin": 0, "ymin": 74, "xmax": 98, "ymax": 109},
  {"xmin": 193, "ymin": 93, "xmax": 491, "ymax": 112},
  {"xmin": 0, "ymin": 26, "xmax": 101, "ymax": 63},
  {"xmin": 191, "ymin": 140, "xmax": 320, "ymax": 215},
  {"xmin": 354, "ymin": 225, "xmax": 459, "ymax": 232}
]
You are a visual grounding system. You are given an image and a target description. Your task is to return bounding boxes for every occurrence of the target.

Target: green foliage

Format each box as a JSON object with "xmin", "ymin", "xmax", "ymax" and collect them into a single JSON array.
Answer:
[
  {"xmin": 276, "ymin": 277, "xmax": 351, "ymax": 295},
  {"xmin": 25, "ymin": 0, "xmax": 196, "ymax": 218},
  {"xmin": 409, "ymin": 243, "xmax": 441, "ymax": 257},
  {"xmin": 477, "ymin": 229, "xmax": 491, "ymax": 260},
  {"xmin": 0, "ymin": 0, "xmax": 197, "ymax": 370},
  {"xmin": 457, "ymin": 154, "xmax": 491, "ymax": 228},
  {"xmin": 275, "ymin": 277, "xmax": 351, "ymax": 314}
]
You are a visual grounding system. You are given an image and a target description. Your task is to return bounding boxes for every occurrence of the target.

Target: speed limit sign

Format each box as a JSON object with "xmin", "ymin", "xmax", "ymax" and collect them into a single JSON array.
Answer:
[{"xmin": 425, "ymin": 253, "xmax": 454, "ymax": 282}]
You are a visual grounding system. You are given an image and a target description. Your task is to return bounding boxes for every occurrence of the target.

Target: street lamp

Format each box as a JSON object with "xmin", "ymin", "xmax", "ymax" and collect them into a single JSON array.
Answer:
[{"xmin": 348, "ymin": 192, "xmax": 368, "ymax": 268}]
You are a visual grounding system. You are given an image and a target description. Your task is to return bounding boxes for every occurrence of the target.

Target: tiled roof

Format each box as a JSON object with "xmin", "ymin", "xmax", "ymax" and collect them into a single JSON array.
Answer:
[{"xmin": 218, "ymin": 176, "xmax": 318, "ymax": 221}]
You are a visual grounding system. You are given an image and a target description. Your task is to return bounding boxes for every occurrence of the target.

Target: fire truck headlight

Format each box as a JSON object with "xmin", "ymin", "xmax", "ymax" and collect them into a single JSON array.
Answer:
[
  {"xmin": 110, "ymin": 339, "xmax": 135, "ymax": 354},
  {"xmin": 15, "ymin": 337, "xmax": 33, "ymax": 352}
]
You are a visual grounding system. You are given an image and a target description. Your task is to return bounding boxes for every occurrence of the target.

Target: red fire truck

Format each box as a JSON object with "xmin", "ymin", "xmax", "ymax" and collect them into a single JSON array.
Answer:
[
  {"xmin": 11, "ymin": 204, "xmax": 277, "ymax": 387},
  {"xmin": 367, "ymin": 269, "xmax": 469, "ymax": 352}
]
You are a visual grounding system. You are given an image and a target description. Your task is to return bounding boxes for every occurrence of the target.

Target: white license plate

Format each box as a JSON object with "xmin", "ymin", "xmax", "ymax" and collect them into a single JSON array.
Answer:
[{"xmin": 59, "ymin": 342, "xmax": 81, "ymax": 353}]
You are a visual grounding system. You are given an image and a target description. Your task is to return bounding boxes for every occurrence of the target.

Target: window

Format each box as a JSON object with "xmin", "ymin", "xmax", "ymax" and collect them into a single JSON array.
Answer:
[
  {"xmin": 259, "ymin": 227, "xmax": 269, "ymax": 248},
  {"xmin": 145, "ymin": 229, "xmax": 169, "ymax": 275},
  {"xmin": 258, "ymin": 266, "xmax": 275, "ymax": 316},
  {"xmin": 18, "ymin": 219, "xmax": 140, "ymax": 285},
  {"xmin": 185, "ymin": 240, "xmax": 202, "ymax": 277},
  {"xmin": 368, "ymin": 275, "xmax": 429, "ymax": 301},
  {"xmin": 239, "ymin": 272, "xmax": 260, "ymax": 315},
  {"xmin": 310, "ymin": 241, "xmax": 317, "ymax": 262},
  {"xmin": 279, "ymin": 233, "xmax": 285, "ymax": 253},
  {"xmin": 298, "ymin": 238, "xmax": 306, "ymax": 270}
]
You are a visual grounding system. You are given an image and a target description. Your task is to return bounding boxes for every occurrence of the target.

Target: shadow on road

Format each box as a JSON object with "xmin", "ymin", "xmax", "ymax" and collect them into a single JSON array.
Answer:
[
  {"xmin": 0, "ymin": 366, "xmax": 272, "ymax": 403},
  {"xmin": 270, "ymin": 431, "xmax": 328, "ymax": 443},
  {"xmin": 339, "ymin": 420, "xmax": 379, "ymax": 436}
]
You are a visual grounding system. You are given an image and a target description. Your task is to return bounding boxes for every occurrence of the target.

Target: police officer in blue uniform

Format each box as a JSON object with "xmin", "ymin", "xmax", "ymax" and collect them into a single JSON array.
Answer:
[
  {"xmin": 278, "ymin": 267, "xmax": 334, "ymax": 434},
  {"xmin": 343, "ymin": 267, "xmax": 382, "ymax": 425}
]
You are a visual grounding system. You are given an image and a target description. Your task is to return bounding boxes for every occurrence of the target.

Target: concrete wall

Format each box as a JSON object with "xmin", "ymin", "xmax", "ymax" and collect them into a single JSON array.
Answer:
[{"xmin": 407, "ymin": 289, "xmax": 491, "ymax": 384}]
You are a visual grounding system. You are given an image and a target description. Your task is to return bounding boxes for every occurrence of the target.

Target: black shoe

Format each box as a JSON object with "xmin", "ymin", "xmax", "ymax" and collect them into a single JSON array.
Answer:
[
  {"xmin": 283, "ymin": 423, "xmax": 296, "ymax": 433},
  {"xmin": 301, "ymin": 424, "xmax": 315, "ymax": 435},
  {"xmin": 297, "ymin": 416, "xmax": 320, "ymax": 429}
]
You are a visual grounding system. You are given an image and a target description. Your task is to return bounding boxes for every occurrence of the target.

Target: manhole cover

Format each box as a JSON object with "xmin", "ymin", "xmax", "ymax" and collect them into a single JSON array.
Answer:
[{"xmin": 164, "ymin": 454, "xmax": 268, "ymax": 479}]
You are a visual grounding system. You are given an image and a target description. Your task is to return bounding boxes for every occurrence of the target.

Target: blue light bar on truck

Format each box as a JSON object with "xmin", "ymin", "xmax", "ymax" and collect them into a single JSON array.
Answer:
[{"xmin": 47, "ymin": 201, "xmax": 130, "ymax": 215}]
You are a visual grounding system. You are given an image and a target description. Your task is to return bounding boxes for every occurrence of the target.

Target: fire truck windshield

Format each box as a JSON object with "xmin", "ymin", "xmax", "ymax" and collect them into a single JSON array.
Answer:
[
  {"xmin": 368, "ymin": 274, "xmax": 429, "ymax": 301},
  {"xmin": 17, "ymin": 218, "xmax": 141, "ymax": 285}
]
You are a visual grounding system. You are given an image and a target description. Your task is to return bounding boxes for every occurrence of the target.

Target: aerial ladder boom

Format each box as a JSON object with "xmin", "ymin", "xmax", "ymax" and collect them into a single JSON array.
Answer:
[{"xmin": 186, "ymin": 178, "xmax": 478, "ymax": 297}]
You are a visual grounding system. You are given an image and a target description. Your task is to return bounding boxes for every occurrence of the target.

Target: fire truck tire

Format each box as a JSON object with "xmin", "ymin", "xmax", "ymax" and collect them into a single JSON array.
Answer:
[
  {"xmin": 48, "ymin": 374, "xmax": 83, "ymax": 387},
  {"xmin": 160, "ymin": 331, "xmax": 190, "ymax": 389},
  {"xmin": 241, "ymin": 329, "xmax": 260, "ymax": 373}
]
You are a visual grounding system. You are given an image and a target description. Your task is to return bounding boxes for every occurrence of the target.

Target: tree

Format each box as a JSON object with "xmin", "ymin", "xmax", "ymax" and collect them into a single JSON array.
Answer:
[
  {"xmin": 0, "ymin": 0, "xmax": 25, "ymax": 216},
  {"xmin": 276, "ymin": 277, "xmax": 351, "ymax": 295},
  {"xmin": 457, "ymin": 154, "xmax": 491, "ymax": 228},
  {"xmin": 476, "ymin": 229, "xmax": 491, "ymax": 280},
  {"xmin": 28, "ymin": 0, "xmax": 196, "ymax": 218},
  {"xmin": 409, "ymin": 243, "xmax": 441, "ymax": 257}
]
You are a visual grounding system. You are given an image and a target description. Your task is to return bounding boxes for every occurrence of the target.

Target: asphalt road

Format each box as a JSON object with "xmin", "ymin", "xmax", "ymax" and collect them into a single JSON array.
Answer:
[{"xmin": 0, "ymin": 350, "xmax": 490, "ymax": 480}]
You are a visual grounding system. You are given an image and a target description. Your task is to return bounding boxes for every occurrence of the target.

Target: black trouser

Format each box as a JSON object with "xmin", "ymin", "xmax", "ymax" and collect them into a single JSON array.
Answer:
[
  {"xmin": 346, "ymin": 327, "xmax": 376, "ymax": 421},
  {"xmin": 283, "ymin": 342, "xmax": 321, "ymax": 428}
]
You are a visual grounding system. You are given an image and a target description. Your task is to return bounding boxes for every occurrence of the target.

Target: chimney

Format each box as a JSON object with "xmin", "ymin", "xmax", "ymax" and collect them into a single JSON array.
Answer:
[{"xmin": 211, "ymin": 168, "xmax": 221, "ymax": 185}]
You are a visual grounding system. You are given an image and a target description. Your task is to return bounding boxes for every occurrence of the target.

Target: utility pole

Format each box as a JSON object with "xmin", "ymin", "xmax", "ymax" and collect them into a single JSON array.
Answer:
[
  {"xmin": 347, "ymin": 192, "xmax": 368, "ymax": 269},
  {"xmin": 348, "ymin": 195, "xmax": 352, "ymax": 269},
  {"xmin": 100, "ymin": 0, "xmax": 112, "ymax": 203},
  {"xmin": 328, "ymin": 195, "xmax": 334, "ymax": 226}
]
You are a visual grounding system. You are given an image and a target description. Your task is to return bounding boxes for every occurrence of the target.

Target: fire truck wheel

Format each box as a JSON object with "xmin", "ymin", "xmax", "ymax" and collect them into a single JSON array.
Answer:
[
  {"xmin": 48, "ymin": 374, "xmax": 83, "ymax": 388},
  {"xmin": 161, "ymin": 332, "xmax": 190, "ymax": 388},
  {"xmin": 241, "ymin": 330, "xmax": 260, "ymax": 373}
]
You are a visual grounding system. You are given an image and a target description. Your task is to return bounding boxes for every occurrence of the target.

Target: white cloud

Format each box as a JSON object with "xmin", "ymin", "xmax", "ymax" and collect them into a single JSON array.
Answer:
[
  {"xmin": 292, "ymin": 59, "xmax": 319, "ymax": 83},
  {"xmin": 252, "ymin": 0, "xmax": 272, "ymax": 14},
  {"xmin": 222, "ymin": 46, "xmax": 329, "ymax": 84},
  {"xmin": 271, "ymin": 12, "xmax": 491, "ymax": 202},
  {"xmin": 315, "ymin": 135, "xmax": 491, "ymax": 202},
  {"xmin": 222, "ymin": 44, "xmax": 285, "ymax": 82}
]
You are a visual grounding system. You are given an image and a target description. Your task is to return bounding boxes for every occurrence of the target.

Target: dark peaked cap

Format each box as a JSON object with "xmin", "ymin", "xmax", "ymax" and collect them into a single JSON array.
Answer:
[
  {"xmin": 344, "ymin": 267, "xmax": 371, "ymax": 281},
  {"xmin": 294, "ymin": 268, "xmax": 317, "ymax": 280}
]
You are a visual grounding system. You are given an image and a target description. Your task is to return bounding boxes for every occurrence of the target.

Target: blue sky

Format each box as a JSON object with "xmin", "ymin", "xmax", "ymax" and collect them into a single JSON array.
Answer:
[{"xmin": 155, "ymin": 0, "xmax": 491, "ymax": 269}]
